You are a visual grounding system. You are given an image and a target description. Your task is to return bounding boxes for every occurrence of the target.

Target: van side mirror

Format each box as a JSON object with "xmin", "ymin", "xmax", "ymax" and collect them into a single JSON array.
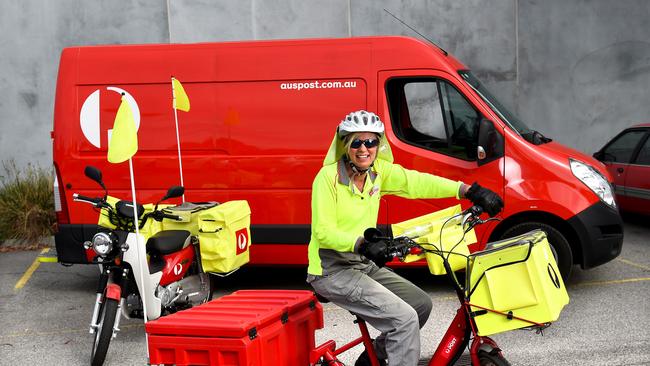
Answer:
[{"xmin": 477, "ymin": 119, "xmax": 504, "ymax": 166}]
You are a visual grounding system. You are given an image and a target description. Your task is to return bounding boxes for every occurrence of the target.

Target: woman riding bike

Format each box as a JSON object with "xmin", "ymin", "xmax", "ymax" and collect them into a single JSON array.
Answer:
[{"xmin": 307, "ymin": 110, "xmax": 503, "ymax": 366}]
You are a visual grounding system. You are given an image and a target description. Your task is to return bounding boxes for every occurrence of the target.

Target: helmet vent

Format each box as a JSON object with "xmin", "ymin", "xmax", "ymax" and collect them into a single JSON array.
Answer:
[{"xmin": 337, "ymin": 110, "xmax": 385, "ymax": 137}]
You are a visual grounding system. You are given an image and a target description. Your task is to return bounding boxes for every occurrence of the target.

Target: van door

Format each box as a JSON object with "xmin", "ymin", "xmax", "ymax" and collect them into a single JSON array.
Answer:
[
  {"xmin": 377, "ymin": 70, "xmax": 505, "ymax": 233},
  {"xmin": 596, "ymin": 128, "xmax": 648, "ymax": 211}
]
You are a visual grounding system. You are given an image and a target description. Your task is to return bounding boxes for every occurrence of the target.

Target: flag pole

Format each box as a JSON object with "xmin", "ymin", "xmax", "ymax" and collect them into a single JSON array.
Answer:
[
  {"xmin": 171, "ymin": 76, "xmax": 186, "ymax": 203},
  {"xmin": 128, "ymin": 157, "xmax": 150, "ymax": 359}
]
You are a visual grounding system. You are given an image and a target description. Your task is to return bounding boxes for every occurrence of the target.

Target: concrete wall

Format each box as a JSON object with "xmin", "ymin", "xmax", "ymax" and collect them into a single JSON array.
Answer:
[{"xmin": 1, "ymin": 0, "xmax": 648, "ymax": 169}]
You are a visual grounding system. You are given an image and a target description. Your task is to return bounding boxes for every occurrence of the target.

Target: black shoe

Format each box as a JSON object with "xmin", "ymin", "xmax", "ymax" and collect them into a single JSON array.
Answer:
[{"xmin": 354, "ymin": 349, "xmax": 387, "ymax": 366}]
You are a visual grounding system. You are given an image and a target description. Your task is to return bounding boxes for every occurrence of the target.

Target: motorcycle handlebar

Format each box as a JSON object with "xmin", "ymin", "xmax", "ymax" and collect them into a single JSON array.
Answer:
[
  {"xmin": 149, "ymin": 210, "xmax": 182, "ymax": 222},
  {"xmin": 73, "ymin": 193, "xmax": 104, "ymax": 208},
  {"xmin": 161, "ymin": 213, "xmax": 182, "ymax": 221}
]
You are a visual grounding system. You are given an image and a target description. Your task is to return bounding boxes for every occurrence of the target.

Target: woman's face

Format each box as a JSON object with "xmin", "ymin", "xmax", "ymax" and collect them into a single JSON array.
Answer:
[{"xmin": 347, "ymin": 132, "xmax": 379, "ymax": 171}]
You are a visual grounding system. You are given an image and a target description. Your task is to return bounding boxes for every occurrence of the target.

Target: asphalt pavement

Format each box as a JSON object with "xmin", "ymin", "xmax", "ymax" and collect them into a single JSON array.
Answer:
[{"xmin": 0, "ymin": 218, "xmax": 648, "ymax": 365}]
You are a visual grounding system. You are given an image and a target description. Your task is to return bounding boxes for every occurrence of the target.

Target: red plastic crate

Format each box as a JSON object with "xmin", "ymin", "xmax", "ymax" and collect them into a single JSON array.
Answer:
[{"xmin": 146, "ymin": 290, "xmax": 323, "ymax": 366}]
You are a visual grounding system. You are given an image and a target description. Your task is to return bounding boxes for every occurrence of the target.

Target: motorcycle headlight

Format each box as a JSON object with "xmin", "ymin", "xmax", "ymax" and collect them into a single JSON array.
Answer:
[
  {"xmin": 91, "ymin": 232, "xmax": 114, "ymax": 256},
  {"xmin": 569, "ymin": 159, "xmax": 617, "ymax": 209}
]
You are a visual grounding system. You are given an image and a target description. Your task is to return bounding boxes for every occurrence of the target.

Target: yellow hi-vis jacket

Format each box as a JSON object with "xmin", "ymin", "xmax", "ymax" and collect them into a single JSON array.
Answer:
[{"xmin": 307, "ymin": 157, "xmax": 463, "ymax": 276}]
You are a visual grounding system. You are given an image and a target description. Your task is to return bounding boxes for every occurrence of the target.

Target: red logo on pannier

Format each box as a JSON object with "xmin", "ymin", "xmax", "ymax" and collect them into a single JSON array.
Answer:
[{"xmin": 235, "ymin": 228, "xmax": 249, "ymax": 255}]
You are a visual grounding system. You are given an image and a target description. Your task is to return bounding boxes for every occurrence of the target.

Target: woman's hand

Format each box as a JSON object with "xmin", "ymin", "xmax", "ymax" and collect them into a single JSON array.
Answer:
[
  {"xmin": 359, "ymin": 240, "xmax": 391, "ymax": 267},
  {"xmin": 464, "ymin": 182, "xmax": 504, "ymax": 217}
]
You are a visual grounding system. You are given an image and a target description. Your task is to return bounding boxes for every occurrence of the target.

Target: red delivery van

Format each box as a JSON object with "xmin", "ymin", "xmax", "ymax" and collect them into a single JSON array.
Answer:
[{"xmin": 52, "ymin": 36, "xmax": 623, "ymax": 279}]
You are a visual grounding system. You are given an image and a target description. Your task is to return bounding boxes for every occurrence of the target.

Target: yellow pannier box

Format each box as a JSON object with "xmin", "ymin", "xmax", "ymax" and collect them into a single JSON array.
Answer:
[
  {"xmin": 468, "ymin": 230, "xmax": 569, "ymax": 336},
  {"xmin": 198, "ymin": 200, "xmax": 251, "ymax": 274},
  {"xmin": 392, "ymin": 205, "xmax": 477, "ymax": 275},
  {"xmin": 161, "ymin": 201, "xmax": 219, "ymax": 235}
]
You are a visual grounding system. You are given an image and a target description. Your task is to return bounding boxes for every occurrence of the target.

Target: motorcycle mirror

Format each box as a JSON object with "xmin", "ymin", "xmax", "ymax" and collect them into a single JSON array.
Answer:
[
  {"xmin": 364, "ymin": 228, "xmax": 385, "ymax": 243},
  {"xmin": 155, "ymin": 186, "xmax": 184, "ymax": 211},
  {"xmin": 84, "ymin": 166, "xmax": 107, "ymax": 193},
  {"xmin": 164, "ymin": 186, "xmax": 185, "ymax": 200}
]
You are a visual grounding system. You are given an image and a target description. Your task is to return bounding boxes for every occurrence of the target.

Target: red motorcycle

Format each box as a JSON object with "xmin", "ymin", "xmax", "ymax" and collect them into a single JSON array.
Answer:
[{"xmin": 73, "ymin": 166, "xmax": 213, "ymax": 366}]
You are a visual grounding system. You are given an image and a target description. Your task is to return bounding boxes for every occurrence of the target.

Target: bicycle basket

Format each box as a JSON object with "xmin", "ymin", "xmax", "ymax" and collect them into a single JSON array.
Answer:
[
  {"xmin": 467, "ymin": 230, "xmax": 570, "ymax": 336},
  {"xmin": 391, "ymin": 204, "xmax": 477, "ymax": 275}
]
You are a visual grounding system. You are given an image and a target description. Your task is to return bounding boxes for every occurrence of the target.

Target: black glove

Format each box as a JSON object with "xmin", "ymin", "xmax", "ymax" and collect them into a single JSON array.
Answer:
[
  {"xmin": 464, "ymin": 182, "xmax": 504, "ymax": 217},
  {"xmin": 358, "ymin": 240, "xmax": 391, "ymax": 267}
]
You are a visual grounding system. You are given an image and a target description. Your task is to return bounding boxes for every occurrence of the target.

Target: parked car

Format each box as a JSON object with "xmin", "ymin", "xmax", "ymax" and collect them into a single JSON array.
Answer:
[{"xmin": 594, "ymin": 123, "xmax": 650, "ymax": 215}]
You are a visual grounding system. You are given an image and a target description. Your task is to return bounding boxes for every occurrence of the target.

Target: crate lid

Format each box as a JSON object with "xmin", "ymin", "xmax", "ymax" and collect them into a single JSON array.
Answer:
[
  {"xmin": 227, "ymin": 290, "xmax": 317, "ymax": 312},
  {"xmin": 145, "ymin": 290, "xmax": 316, "ymax": 338}
]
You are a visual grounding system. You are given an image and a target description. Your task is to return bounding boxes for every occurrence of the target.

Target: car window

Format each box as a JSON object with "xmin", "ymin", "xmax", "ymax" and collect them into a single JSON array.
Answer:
[
  {"xmin": 633, "ymin": 134, "xmax": 650, "ymax": 165},
  {"xmin": 601, "ymin": 130, "xmax": 646, "ymax": 163},
  {"xmin": 388, "ymin": 78, "xmax": 480, "ymax": 160}
]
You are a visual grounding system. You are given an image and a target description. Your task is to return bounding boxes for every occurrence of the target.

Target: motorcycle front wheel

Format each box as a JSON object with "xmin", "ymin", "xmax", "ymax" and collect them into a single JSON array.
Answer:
[
  {"xmin": 477, "ymin": 350, "xmax": 511, "ymax": 366},
  {"xmin": 91, "ymin": 297, "xmax": 118, "ymax": 366}
]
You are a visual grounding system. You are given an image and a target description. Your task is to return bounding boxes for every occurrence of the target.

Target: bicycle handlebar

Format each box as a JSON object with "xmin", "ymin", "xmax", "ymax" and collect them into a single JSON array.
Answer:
[{"xmin": 381, "ymin": 205, "xmax": 492, "ymax": 261}]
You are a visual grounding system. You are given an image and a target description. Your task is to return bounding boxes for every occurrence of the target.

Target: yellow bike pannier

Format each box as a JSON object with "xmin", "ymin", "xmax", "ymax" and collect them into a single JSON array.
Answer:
[
  {"xmin": 161, "ymin": 201, "xmax": 219, "ymax": 235},
  {"xmin": 198, "ymin": 200, "xmax": 251, "ymax": 274},
  {"xmin": 468, "ymin": 230, "xmax": 569, "ymax": 336},
  {"xmin": 392, "ymin": 205, "xmax": 477, "ymax": 275}
]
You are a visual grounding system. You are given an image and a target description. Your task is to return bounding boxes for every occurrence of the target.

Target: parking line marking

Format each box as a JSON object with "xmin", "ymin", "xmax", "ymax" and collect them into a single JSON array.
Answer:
[
  {"xmin": 0, "ymin": 323, "xmax": 144, "ymax": 339},
  {"xmin": 575, "ymin": 277, "xmax": 650, "ymax": 287},
  {"xmin": 14, "ymin": 248, "xmax": 49, "ymax": 290},
  {"xmin": 616, "ymin": 258, "xmax": 650, "ymax": 271}
]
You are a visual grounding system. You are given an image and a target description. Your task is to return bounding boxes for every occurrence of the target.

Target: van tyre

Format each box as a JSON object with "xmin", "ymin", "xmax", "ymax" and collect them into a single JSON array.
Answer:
[
  {"xmin": 91, "ymin": 297, "xmax": 118, "ymax": 366},
  {"xmin": 500, "ymin": 222, "xmax": 573, "ymax": 280},
  {"xmin": 478, "ymin": 350, "xmax": 511, "ymax": 366}
]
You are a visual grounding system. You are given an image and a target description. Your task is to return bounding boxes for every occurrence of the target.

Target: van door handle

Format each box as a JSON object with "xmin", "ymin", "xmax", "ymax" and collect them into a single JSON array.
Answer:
[{"xmin": 617, "ymin": 167, "xmax": 624, "ymax": 173}]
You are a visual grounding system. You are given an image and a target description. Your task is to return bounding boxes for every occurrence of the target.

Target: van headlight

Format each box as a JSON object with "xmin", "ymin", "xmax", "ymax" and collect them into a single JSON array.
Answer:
[
  {"xmin": 91, "ymin": 232, "xmax": 114, "ymax": 256},
  {"xmin": 569, "ymin": 159, "xmax": 617, "ymax": 208}
]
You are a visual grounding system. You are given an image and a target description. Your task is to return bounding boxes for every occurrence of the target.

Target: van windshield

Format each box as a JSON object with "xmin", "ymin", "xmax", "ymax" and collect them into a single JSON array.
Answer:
[{"xmin": 459, "ymin": 70, "xmax": 534, "ymax": 137}]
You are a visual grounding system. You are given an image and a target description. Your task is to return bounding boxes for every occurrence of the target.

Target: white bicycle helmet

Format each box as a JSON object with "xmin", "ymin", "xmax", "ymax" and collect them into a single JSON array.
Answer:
[{"xmin": 338, "ymin": 110, "xmax": 384, "ymax": 137}]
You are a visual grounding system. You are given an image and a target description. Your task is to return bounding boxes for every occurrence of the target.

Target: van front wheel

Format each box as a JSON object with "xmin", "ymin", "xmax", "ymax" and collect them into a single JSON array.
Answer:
[{"xmin": 500, "ymin": 222, "xmax": 573, "ymax": 280}]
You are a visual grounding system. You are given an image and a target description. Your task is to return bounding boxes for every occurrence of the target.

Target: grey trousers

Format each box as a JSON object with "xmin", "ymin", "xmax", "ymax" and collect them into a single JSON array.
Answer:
[{"xmin": 309, "ymin": 264, "xmax": 433, "ymax": 366}]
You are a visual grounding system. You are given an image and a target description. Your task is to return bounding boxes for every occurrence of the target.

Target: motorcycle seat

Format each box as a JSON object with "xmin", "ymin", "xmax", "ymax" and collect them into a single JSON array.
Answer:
[{"xmin": 146, "ymin": 230, "xmax": 191, "ymax": 255}]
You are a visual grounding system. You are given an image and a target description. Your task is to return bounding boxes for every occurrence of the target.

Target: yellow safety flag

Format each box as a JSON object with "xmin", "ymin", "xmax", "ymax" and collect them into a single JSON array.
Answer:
[
  {"xmin": 107, "ymin": 95, "xmax": 138, "ymax": 163},
  {"xmin": 172, "ymin": 77, "xmax": 190, "ymax": 112}
]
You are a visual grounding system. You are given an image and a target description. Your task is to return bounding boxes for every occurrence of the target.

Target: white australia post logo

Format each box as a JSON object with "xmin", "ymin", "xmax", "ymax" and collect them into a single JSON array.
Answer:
[
  {"xmin": 173, "ymin": 263, "xmax": 183, "ymax": 276},
  {"xmin": 79, "ymin": 87, "xmax": 141, "ymax": 148},
  {"xmin": 238, "ymin": 233, "xmax": 247, "ymax": 251},
  {"xmin": 235, "ymin": 228, "xmax": 249, "ymax": 255}
]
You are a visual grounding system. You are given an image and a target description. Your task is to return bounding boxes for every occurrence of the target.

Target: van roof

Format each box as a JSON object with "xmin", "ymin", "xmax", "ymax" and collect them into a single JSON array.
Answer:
[{"xmin": 61, "ymin": 36, "xmax": 469, "ymax": 85}]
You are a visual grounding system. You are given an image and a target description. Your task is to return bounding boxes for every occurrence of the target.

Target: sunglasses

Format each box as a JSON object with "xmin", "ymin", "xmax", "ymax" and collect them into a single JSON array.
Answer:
[{"xmin": 350, "ymin": 138, "xmax": 379, "ymax": 149}]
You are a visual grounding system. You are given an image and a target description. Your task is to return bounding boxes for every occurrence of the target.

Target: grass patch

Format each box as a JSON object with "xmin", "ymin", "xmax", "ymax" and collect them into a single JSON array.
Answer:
[{"xmin": 0, "ymin": 160, "xmax": 55, "ymax": 248}]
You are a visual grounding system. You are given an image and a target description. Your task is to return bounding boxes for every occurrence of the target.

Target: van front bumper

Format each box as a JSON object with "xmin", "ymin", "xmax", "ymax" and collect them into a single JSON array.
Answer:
[{"xmin": 567, "ymin": 201, "xmax": 624, "ymax": 269}]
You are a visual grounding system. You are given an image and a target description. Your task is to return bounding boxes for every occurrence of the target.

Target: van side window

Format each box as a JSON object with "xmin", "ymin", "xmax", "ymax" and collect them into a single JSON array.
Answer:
[{"xmin": 387, "ymin": 78, "xmax": 480, "ymax": 160}]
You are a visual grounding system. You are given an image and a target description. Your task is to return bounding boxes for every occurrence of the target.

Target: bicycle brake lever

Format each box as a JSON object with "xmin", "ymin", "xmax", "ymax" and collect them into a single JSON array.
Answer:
[{"xmin": 461, "ymin": 205, "xmax": 484, "ymax": 230}]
